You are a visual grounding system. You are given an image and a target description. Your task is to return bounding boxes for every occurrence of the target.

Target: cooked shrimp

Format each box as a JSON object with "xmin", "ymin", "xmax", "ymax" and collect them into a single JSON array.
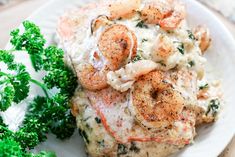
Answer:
[
  {"xmin": 107, "ymin": 60, "xmax": 160, "ymax": 92},
  {"xmin": 98, "ymin": 24, "xmax": 137, "ymax": 68},
  {"xmin": 91, "ymin": 15, "xmax": 112, "ymax": 34},
  {"xmin": 76, "ymin": 62, "xmax": 110, "ymax": 91},
  {"xmin": 108, "ymin": 0, "xmax": 141, "ymax": 20},
  {"xmin": 77, "ymin": 24, "xmax": 138, "ymax": 91},
  {"xmin": 151, "ymin": 34, "xmax": 174, "ymax": 61},
  {"xmin": 158, "ymin": 2, "xmax": 186, "ymax": 31},
  {"xmin": 131, "ymin": 71, "xmax": 185, "ymax": 130},
  {"xmin": 193, "ymin": 26, "xmax": 211, "ymax": 53},
  {"xmin": 140, "ymin": 0, "xmax": 172, "ymax": 24},
  {"xmin": 140, "ymin": 0, "xmax": 186, "ymax": 30}
]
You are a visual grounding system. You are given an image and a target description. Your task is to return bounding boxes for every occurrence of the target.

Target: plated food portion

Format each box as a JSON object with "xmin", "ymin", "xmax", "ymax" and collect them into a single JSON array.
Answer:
[{"xmin": 57, "ymin": 0, "xmax": 222, "ymax": 156}]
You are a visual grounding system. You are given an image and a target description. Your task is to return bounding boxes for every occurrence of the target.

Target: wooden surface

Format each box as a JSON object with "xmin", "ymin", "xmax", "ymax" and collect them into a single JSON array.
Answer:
[{"xmin": 0, "ymin": 0, "xmax": 235, "ymax": 156}]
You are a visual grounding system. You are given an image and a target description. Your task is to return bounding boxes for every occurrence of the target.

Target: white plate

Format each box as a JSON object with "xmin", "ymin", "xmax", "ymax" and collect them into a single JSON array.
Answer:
[{"xmin": 2, "ymin": 0, "xmax": 235, "ymax": 157}]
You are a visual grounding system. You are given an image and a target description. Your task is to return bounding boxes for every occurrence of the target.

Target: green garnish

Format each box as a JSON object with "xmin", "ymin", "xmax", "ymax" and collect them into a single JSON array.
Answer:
[
  {"xmin": 129, "ymin": 142, "xmax": 140, "ymax": 153},
  {"xmin": 97, "ymin": 140, "xmax": 105, "ymax": 147},
  {"xmin": 0, "ymin": 119, "xmax": 56, "ymax": 157},
  {"xmin": 0, "ymin": 50, "xmax": 30, "ymax": 111},
  {"xmin": 95, "ymin": 117, "xmax": 101, "ymax": 124},
  {"xmin": 0, "ymin": 138, "xmax": 24, "ymax": 157},
  {"xmin": 0, "ymin": 116, "xmax": 6, "ymax": 128},
  {"xmin": 0, "ymin": 21, "xmax": 78, "ymax": 156},
  {"xmin": 177, "ymin": 42, "xmax": 185, "ymax": 55},
  {"xmin": 132, "ymin": 54, "xmax": 142, "ymax": 62},
  {"xmin": 136, "ymin": 20, "xmax": 148, "ymax": 29},
  {"xmin": 10, "ymin": 21, "xmax": 46, "ymax": 71},
  {"xmin": 199, "ymin": 83, "xmax": 209, "ymax": 90},
  {"xmin": 117, "ymin": 144, "xmax": 128, "ymax": 156},
  {"xmin": 188, "ymin": 60, "xmax": 195, "ymax": 67},
  {"xmin": 78, "ymin": 129, "xmax": 89, "ymax": 144},
  {"xmin": 141, "ymin": 38, "xmax": 148, "ymax": 43},
  {"xmin": 0, "ymin": 138, "xmax": 56, "ymax": 157},
  {"xmin": 206, "ymin": 99, "xmax": 220, "ymax": 116},
  {"xmin": 187, "ymin": 30, "xmax": 196, "ymax": 40}
]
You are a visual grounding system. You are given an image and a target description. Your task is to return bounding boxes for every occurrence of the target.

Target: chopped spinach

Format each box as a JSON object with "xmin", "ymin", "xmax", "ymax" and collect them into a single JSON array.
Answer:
[
  {"xmin": 177, "ymin": 42, "xmax": 185, "ymax": 55},
  {"xmin": 129, "ymin": 142, "xmax": 140, "ymax": 153},
  {"xmin": 141, "ymin": 38, "xmax": 148, "ymax": 43},
  {"xmin": 78, "ymin": 129, "xmax": 89, "ymax": 144},
  {"xmin": 136, "ymin": 20, "xmax": 148, "ymax": 29},
  {"xmin": 206, "ymin": 99, "xmax": 220, "ymax": 116},
  {"xmin": 95, "ymin": 117, "xmax": 101, "ymax": 124},
  {"xmin": 188, "ymin": 60, "xmax": 195, "ymax": 67},
  {"xmin": 117, "ymin": 144, "xmax": 128, "ymax": 156},
  {"xmin": 199, "ymin": 83, "xmax": 209, "ymax": 90},
  {"xmin": 97, "ymin": 140, "xmax": 105, "ymax": 147},
  {"xmin": 132, "ymin": 54, "xmax": 142, "ymax": 63},
  {"xmin": 187, "ymin": 30, "xmax": 196, "ymax": 40}
]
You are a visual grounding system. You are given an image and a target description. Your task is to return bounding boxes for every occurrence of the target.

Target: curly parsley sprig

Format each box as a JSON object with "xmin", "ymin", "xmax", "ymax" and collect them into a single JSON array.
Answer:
[
  {"xmin": 9, "ymin": 21, "xmax": 78, "ymax": 139},
  {"xmin": 0, "ymin": 138, "xmax": 56, "ymax": 157},
  {"xmin": 0, "ymin": 50, "xmax": 30, "ymax": 111},
  {"xmin": 10, "ymin": 21, "xmax": 46, "ymax": 71},
  {"xmin": 0, "ymin": 21, "xmax": 79, "ymax": 156}
]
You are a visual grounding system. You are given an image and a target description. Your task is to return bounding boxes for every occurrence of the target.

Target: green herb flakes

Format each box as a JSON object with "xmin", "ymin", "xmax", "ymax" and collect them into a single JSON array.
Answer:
[
  {"xmin": 129, "ymin": 142, "xmax": 140, "ymax": 153},
  {"xmin": 206, "ymin": 99, "xmax": 220, "ymax": 116},
  {"xmin": 141, "ymin": 38, "xmax": 148, "ymax": 43},
  {"xmin": 0, "ymin": 21, "xmax": 79, "ymax": 157},
  {"xmin": 117, "ymin": 144, "xmax": 128, "ymax": 156},
  {"xmin": 97, "ymin": 140, "xmax": 105, "ymax": 147},
  {"xmin": 136, "ymin": 20, "xmax": 148, "ymax": 29},
  {"xmin": 188, "ymin": 60, "xmax": 195, "ymax": 67},
  {"xmin": 177, "ymin": 43, "xmax": 185, "ymax": 55},
  {"xmin": 78, "ymin": 129, "xmax": 89, "ymax": 144},
  {"xmin": 95, "ymin": 117, "xmax": 101, "ymax": 124},
  {"xmin": 187, "ymin": 30, "xmax": 196, "ymax": 40},
  {"xmin": 199, "ymin": 83, "xmax": 209, "ymax": 90},
  {"xmin": 132, "ymin": 54, "xmax": 142, "ymax": 62}
]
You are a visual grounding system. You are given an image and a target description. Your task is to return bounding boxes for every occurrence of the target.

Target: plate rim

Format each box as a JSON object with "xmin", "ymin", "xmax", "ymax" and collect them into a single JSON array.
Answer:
[{"xmin": 4, "ymin": 0, "xmax": 235, "ymax": 156}]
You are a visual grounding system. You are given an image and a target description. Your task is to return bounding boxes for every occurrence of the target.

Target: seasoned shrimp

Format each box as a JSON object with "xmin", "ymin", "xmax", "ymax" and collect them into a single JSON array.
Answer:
[
  {"xmin": 76, "ymin": 63, "xmax": 110, "ymax": 91},
  {"xmin": 131, "ymin": 71, "xmax": 185, "ymax": 130},
  {"xmin": 98, "ymin": 24, "xmax": 137, "ymax": 68},
  {"xmin": 158, "ymin": 2, "xmax": 186, "ymax": 31},
  {"xmin": 151, "ymin": 34, "xmax": 175, "ymax": 61},
  {"xmin": 140, "ymin": 0, "xmax": 186, "ymax": 30},
  {"xmin": 193, "ymin": 26, "xmax": 211, "ymax": 53},
  {"xmin": 77, "ymin": 24, "xmax": 138, "ymax": 91},
  {"xmin": 87, "ymin": 86, "xmax": 195, "ymax": 145},
  {"xmin": 140, "ymin": 0, "xmax": 172, "ymax": 24},
  {"xmin": 108, "ymin": 0, "xmax": 141, "ymax": 20}
]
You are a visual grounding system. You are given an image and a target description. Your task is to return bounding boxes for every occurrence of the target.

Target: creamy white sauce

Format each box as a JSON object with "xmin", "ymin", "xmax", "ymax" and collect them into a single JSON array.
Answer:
[
  {"xmin": 107, "ymin": 60, "xmax": 160, "ymax": 92},
  {"xmin": 58, "ymin": 1, "xmax": 222, "ymax": 156}
]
